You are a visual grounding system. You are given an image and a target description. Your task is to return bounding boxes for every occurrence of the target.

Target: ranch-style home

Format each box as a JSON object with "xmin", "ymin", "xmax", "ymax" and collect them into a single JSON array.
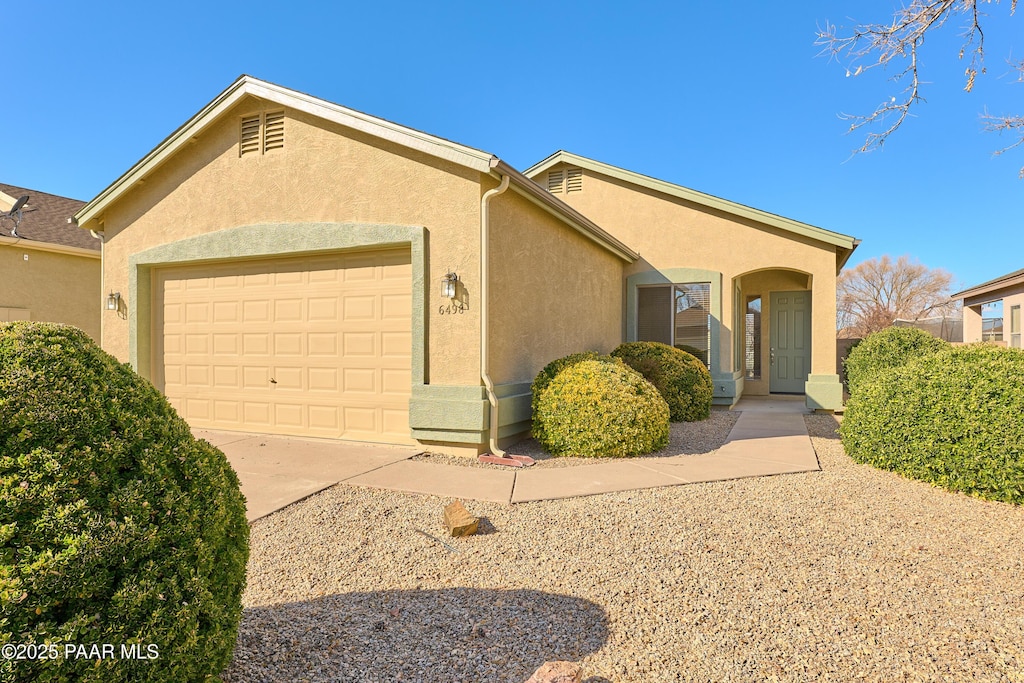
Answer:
[{"xmin": 72, "ymin": 76, "xmax": 858, "ymax": 456}]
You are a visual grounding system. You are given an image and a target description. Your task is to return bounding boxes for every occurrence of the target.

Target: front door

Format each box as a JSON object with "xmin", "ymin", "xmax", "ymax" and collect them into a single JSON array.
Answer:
[{"xmin": 769, "ymin": 291, "xmax": 811, "ymax": 393}]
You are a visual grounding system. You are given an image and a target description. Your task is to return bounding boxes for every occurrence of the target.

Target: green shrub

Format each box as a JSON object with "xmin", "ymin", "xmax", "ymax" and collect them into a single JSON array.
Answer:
[
  {"xmin": 611, "ymin": 341, "xmax": 713, "ymax": 422},
  {"xmin": 840, "ymin": 344, "xmax": 1024, "ymax": 505},
  {"xmin": 674, "ymin": 343, "xmax": 708, "ymax": 366},
  {"xmin": 0, "ymin": 322, "xmax": 249, "ymax": 682},
  {"xmin": 536, "ymin": 359, "xmax": 669, "ymax": 457},
  {"xmin": 530, "ymin": 351, "xmax": 607, "ymax": 444},
  {"xmin": 844, "ymin": 326, "xmax": 948, "ymax": 396}
]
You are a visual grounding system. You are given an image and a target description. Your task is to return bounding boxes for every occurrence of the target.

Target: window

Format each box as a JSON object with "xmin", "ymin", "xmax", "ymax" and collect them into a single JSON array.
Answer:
[
  {"xmin": 239, "ymin": 111, "xmax": 285, "ymax": 156},
  {"xmin": 637, "ymin": 283, "xmax": 711, "ymax": 369},
  {"xmin": 745, "ymin": 296, "xmax": 761, "ymax": 379},
  {"xmin": 1011, "ymin": 305, "xmax": 1021, "ymax": 348}
]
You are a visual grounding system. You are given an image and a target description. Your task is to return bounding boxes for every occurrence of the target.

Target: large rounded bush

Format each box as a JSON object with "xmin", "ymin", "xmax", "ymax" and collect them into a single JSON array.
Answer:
[
  {"xmin": 611, "ymin": 341, "xmax": 713, "ymax": 422},
  {"xmin": 530, "ymin": 351, "xmax": 607, "ymax": 444},
  {"xmin": 844, "ymin": 326, "xmax": 948, "ymax": 396},
  {"xmin": 840, "ymin": 344, "xmax": 1024, "ymax": 504},
  {"xmin": 0, "ymin": 322, "xmax": 249, "ymax": 682},
  {"xmin": 536, "ymin": 359, "xmax": 669, "ymax": 457}
]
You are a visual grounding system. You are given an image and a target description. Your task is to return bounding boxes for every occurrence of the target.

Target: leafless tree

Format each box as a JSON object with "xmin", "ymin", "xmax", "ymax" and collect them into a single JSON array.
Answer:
[
  {"xmin": 837, "ymin": 255, "xmax": 958, "ymax": 337},
  {"xmin": 817, "ymin": 1, "xmax": 1024, "ymax": 173}
]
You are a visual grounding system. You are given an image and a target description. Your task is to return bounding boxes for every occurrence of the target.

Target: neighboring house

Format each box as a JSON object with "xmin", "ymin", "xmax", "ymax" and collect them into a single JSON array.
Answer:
[
  {"xmin": 72, "ymin": 76, "xmax": 858, "ymax": 455},
  {"xmin": 0, "ymin": 184, "xmax": 100, "ymax": 339},
  {"xmin": 953, "ymin": 268, "xmax": 1024, "ymax": 348}
]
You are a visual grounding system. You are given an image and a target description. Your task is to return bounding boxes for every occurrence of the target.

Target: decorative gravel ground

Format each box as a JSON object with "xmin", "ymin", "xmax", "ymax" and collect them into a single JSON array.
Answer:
[
  {"xmin": 412, "ymin": 410, "xmax": 740, "ymax": 469},
  {"xmin": 223, "ymin": 414, "xmax": 1024, "ymax": 682}
]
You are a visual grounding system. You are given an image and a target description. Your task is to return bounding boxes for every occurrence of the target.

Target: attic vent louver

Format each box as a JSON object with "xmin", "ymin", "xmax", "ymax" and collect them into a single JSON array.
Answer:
[
  {"xmin": 239, "ymin": 111, "xmax": 285, "ymax": 156},
  {"xmin": 240, "ymin": 115, "xmax": 261, "ymax": 156},
  {"xmin": 566, "ymin": 167, "xmax": 583, "ymax": 192},
  {"xmin": 264, "ymin": 111, "xmax": 285, "ymax": 151},
  {"xmin": 547, "ymin": 170, "xmax": 565, "ymax": 193}
]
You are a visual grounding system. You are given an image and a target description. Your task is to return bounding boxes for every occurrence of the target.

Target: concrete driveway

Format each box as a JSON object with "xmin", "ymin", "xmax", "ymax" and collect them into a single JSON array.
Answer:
[{"xmin": 196, "ymin": 430, "xmax": 421, "ymax": 522}]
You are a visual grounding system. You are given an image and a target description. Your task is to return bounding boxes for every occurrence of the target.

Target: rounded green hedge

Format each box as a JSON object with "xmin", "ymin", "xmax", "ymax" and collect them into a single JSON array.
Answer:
[
  {"xmin": 844, "ymin": 326, "xmax": 948, "ymax": 396},
  {"xmin": 840, "ymin": 344, "xmax": 1024, "ymax": 504},
  {"xmin": 0, "ymin": 322, "xmax": 249, "ymax": 682},
  {"xmin": 530, "ymin": 351, "xmax": 607, "ymax": 444},
  {"xmin": 536, "ymin": 359, "xmax": 669, "ymax": 457},
  {"xmin": 611, "ymin": 341, "xmax": 712, "ymax": 422}
]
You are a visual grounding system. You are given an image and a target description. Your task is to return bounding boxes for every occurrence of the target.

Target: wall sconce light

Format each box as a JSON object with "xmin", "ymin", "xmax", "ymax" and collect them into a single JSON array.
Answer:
[
  {"xmin": 106, "ymin": 291, "xmax": 121, "ymax": 311},
  {"xmin": 441, "ymin": 271, "xmax": 459, "ymax": 300}
]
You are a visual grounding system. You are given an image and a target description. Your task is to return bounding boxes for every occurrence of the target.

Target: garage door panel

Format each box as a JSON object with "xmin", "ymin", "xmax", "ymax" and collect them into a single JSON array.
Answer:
[{"xmin": 156, "ymin": 249, "xmax": 413, "ymax": 444}]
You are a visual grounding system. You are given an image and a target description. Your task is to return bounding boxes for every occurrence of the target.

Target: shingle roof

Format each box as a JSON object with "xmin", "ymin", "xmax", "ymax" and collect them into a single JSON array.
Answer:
[{"xmin": 0, "ymin": 183, "xmax": 98, "ymax": 251}]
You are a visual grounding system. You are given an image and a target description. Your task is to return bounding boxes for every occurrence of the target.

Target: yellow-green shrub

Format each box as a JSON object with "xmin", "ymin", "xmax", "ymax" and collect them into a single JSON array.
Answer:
[
  {"xmin": 611, "ymin": 341, "xmax": 712, "ymax": 421},
  {"xmin": 0, "ymin": 322, "xmax": 249, "ymax": 682},
  {"xmin": 841, "ymin": 344, "xmax": 1024, "ymax": 504},
  {"xmin": 536, "ymin": 359, "xmax": 669, "ymax": 457},
  {"xmin": 530, "ymin": 351, "xmax": 607, "ymax": 444},
  {"xmin": 844, "ymin": 326, "xmax": 948, "ymax": 396}
]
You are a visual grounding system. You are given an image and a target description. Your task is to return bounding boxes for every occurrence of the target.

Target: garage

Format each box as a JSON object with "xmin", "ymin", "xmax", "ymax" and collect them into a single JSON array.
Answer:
[{"xmin": 153, "ymin": 248, "xmax": 413, "ymax": 444}]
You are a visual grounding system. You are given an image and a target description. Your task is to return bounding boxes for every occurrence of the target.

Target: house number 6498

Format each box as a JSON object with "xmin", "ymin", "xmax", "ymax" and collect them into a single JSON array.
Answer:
[{"xmin": 439, "ymin": 303, "xmax": 466, "ymax": 315}]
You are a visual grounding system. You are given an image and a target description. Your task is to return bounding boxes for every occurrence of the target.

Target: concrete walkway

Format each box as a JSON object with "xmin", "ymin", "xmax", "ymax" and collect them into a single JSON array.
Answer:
[{"xmin": 204, "ymin": 396, "xmax": 820, "ymax": 522}]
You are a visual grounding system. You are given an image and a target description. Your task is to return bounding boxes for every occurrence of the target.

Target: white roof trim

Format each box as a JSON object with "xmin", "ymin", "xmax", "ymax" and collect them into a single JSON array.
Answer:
[
  {"xmin": 524, "ymin": 151, "xmax": 859, "ymax": 252},
  {"xmin": 75, "ymin": 76, "xmax": 497, "ymax": 228}
]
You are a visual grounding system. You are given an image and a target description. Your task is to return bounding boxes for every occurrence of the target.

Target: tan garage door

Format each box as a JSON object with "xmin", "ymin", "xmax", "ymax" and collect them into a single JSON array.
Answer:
[{"xmin": 154, "ymin": 249, "xmax": 413, "ymax": 444}]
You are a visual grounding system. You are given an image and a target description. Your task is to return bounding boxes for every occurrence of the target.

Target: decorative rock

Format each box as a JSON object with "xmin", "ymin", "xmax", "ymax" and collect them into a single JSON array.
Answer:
[
  {"xmin": 443, "ymin": 500, "xmax": 479, "ymax": 537},
  {"xmin": 524, "ymin": 661, "xmax": 583, "ymax": 683}
]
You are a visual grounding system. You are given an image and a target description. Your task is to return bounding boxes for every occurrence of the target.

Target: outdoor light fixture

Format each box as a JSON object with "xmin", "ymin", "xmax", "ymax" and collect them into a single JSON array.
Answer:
[
  {"xmin": 106, "ymin": 291, "xmax": 121, "ymax": 311},
  {"xmin": 441, "ymin": 271, "xmax": 459, "ymax": 299}
]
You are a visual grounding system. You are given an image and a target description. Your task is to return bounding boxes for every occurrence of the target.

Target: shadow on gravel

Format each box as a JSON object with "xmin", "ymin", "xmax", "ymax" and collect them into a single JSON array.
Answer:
[
  {"xmin": 805, "ymin": 413, "xmax": 842, "ymax": 440},
  {"xmin": 222, "ymin": 588, "xmax": 608, "ymax": 682}
]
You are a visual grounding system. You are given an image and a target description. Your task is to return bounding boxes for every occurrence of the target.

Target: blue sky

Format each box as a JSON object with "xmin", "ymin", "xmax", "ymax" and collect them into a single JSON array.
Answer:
[{"xmin": 4, "ymin": 1, "xmax": 1020, "ymax": 290}]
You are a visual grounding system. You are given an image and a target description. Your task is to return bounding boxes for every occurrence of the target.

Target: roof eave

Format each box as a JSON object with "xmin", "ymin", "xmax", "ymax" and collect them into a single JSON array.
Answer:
[
  {"xmin": 491, "ymin": 159, "xmax": 639, "ymax": 263},
  {"xmin": 952, "ymin": 273, "xmax": 1024, "ymax": 301},
  {"xmin": 526, "ymin": 151, "xmax": 859, "ymax": 253}
]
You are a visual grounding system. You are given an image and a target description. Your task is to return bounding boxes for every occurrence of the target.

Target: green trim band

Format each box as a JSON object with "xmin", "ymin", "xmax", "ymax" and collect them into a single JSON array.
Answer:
[
  {"xmin": 127, "ymin": 222, "xmax": 427, "ymax": 386},
  {"xmin": 804, "ymin": 374, "xmax": 843, "ymax": 411},
  {"xmin": 409, "ymin": 382, "xmax": 533, "ymax": 444}
]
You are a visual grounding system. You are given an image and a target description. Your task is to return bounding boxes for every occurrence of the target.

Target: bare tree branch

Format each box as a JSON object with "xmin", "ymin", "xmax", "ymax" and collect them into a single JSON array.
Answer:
[{"xmin": 818, "ymin": 1, "xmax": 1022, "ymax": 164}]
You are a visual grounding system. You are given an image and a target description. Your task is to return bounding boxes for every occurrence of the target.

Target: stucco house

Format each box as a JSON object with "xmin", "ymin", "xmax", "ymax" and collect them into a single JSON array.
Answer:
[
  {"xmin": 72, "ymin": 76, "xmax": 857, "ymax": 455},
  {"xmin": 953, "ymin": 268, "xmax": 1024, "ymax": 348},
  {"xmin": 1, "ymin": 184, "xmax": 100, "ymax": 338}
]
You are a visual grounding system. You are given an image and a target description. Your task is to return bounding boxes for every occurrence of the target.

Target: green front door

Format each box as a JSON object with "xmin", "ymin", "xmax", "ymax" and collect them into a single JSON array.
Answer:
[{"xmin": 769, "ymin": 291, "xmax": 811, "ymax": 393}]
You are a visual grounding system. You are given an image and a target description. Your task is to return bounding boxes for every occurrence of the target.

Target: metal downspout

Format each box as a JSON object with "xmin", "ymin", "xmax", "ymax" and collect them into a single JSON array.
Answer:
[{"xmin": 480, "ymin": 174, "xmax": 510, "ymax": 456}]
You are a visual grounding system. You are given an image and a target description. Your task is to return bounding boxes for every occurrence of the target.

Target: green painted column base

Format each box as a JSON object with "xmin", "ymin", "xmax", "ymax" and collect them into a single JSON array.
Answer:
[
  {"xmin": 409, "ymin": 383, "xmax": 532, "ymax": 446},
  {"xmin": 710, "ymin": 372, "xmax": 742, "ymax": 407},
  {"xmin": 804, "ymin": 374, "xmax": 843, "ymax": 411}
]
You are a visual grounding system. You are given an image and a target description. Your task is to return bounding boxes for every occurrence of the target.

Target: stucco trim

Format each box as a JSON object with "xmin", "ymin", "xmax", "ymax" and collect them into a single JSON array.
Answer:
[
  {"xmin": 409, "ymin": 382, "xmax": 531, "ymax": 444},
  {"xmin": 127, "ymin": 223, "xmax": 426, "ymax": 388},
  {"xmin": 524, "ymin": 151, "xmax": 858, "ymax": 254},
  {"xmin": 75, "ymin": 75, "xmax": 498, "ymax": 231},
  {"xmin": 805, "ymin": 374, "xmax": 843, "ymax": 411}
]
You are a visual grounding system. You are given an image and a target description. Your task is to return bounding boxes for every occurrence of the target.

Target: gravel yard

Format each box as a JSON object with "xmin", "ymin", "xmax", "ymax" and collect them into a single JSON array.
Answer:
[{"xmin": 223, "ymin": 414, "xmax": 1024, "ymax": 682}]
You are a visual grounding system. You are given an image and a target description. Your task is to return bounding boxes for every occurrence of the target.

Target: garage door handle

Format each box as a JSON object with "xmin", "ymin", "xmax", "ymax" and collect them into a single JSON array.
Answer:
[{"xmin": 269, "ymin": 377, "xmax": 277, "ymax": 384}]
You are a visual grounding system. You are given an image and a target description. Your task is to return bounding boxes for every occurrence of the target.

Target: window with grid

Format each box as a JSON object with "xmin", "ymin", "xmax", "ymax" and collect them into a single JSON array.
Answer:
[{"xmin": 637, "ymin": 283, "xmax": 711, "ymax": 369}]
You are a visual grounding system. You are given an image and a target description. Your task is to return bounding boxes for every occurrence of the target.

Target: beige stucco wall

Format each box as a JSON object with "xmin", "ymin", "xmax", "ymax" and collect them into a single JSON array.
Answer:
[
  {"xmin": 97, "ymin": 96, "xmax": 483, "ymax": 385},
  {"xmin": 486, "ymin": 183, "xmax": 624, "ymax": 385},
  {"xmin": 0, "ymin": 244, "xmax": 100, "ymax": 340},
  {"xmin": 963, "ymin": 282, "xmax": 1024, "ymax": 345},
  {"xmin": 545, "ymin": 164, "xmax": 840, "ymax": 377}
]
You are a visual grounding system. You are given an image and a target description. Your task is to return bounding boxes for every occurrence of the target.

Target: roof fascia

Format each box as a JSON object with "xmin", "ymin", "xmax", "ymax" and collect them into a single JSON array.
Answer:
[
  {"xmin": 525, "ymin": 151, "xmax": 858, "ymax": 252},
  {"xmin": 492, "ymin": 160, "xmax": 639, "ymax": 263},
  {"xmin": 75, "ymin": 76, "xmax": 496, "ymax": 229},
  {"xmin": 952, "ymin": 272, "xmax": 1024, "ymax": 301},
  {"xmin": 0, "ymin": 235, "xmax": 101, "ymax": 258}
]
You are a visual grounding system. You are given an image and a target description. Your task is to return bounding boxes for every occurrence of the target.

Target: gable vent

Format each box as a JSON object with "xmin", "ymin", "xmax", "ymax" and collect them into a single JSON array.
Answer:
[
  {"xmin": 239, "ymin": 111, "xmax": 285, "ymax": 156},
  {"xmin": 547, "ymin": 170, "xmax": 565, "ymax": 193},
  {"xmin": 566, "ymin": 167, "xmax": 583, "ymax": 192},
  {"xmin": 264, "ymin": 111, "xmax": 285, "ymax": 151},
  {"xmin": 239, "ymin": 115, "xmax": 261, "ymax": 156}
]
